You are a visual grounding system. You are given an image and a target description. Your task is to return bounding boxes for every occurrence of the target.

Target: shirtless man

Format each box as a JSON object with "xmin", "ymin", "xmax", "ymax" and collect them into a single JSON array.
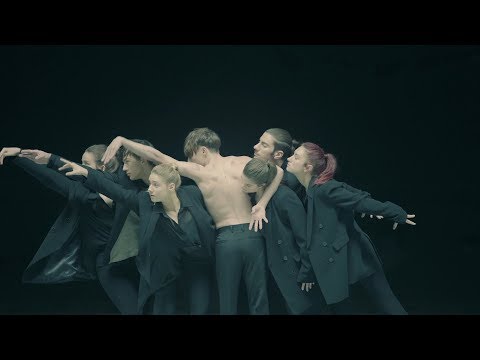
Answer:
[{"xmin": 101, "ymin": 128, "xmax": 284, "ymax": 314}]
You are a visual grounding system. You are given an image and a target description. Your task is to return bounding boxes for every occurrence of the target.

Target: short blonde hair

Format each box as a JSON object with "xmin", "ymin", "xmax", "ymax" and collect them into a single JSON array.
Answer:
[
  {"xmin": 243, "ymin": 158, "xmax": 277, "ymax": 187},
  {"xmin": 151, "ymin": 163, "xmax": 181, "ymax": 189}
]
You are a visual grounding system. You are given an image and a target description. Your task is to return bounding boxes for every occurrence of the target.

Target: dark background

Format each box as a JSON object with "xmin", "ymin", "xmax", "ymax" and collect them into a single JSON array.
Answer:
[{"xmin": 0, "ymin": 42, "xmax": 478, "ymax": 314}]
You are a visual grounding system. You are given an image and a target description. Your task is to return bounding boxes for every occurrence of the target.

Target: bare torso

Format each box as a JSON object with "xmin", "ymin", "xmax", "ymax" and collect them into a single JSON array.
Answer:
[{"xmin": 194, "ymin": 156, "xmax": 252, "ymax": 228}]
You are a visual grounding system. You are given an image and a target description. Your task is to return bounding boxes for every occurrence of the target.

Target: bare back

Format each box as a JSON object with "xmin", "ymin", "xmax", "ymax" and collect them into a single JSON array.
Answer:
[{"xmin": 187, "ymin": 156, "xmax": 252, "ymax": 228}]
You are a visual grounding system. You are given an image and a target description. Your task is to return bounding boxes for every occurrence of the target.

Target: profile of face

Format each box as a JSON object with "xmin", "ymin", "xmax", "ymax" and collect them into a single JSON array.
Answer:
[
  {"xmin": 81, "ymin": 151, "xmax": 102, "ymax": 170},
  {"xmin": 286, "ymin": 146, "xmax": 309, "ymax": 176},
  {"xmin": 253, "ymin": 132, "xmax": 276, "ymax": 162},
  {"xmin": 240, "ymin": 174, "xmax": 264, "ymax": 194},
  {"xmin": 122, "ymin": 154, "xmax": 144, "ymax": 181},
  {"xmin": 187, "ymin": 147, "xmax": 209, "ymax": 166},
  {"xmin": 147, "ymin": 173, "xmax": 174, "ymax": 203}
]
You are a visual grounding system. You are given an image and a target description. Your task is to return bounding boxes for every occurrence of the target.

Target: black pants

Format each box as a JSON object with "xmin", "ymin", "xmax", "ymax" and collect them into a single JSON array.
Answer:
[
  {"xmin": 143, "ymin": 255, "xmax": 213, "ymax": 315},
  {"xmin": 96, "ymin": 257, "xmax": 140, "ymax": 315},
  {"xmin": 180, "ymin": 257, "xmax": 213, "ymax": 314},
  {"xmin": 331, "ymin": 270, "xmax": 407, "ymax": 315},
  {"xmin": 215, "ymin": 224, "xmax": 269, "ymax": 315}
]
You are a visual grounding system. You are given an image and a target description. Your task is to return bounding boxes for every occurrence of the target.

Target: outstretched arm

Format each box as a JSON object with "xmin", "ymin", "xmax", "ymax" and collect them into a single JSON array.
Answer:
[
  {"xmin": 0, "ymin": 147, "xmax": 21, "ymax": 165},
  {"xmin": 58, "ymin": 160, "xmax": 140, "ymax": 214},
  {"xmin": 102, "ymin": 136, "xmax": 207, "ymax": 184},
  {"xmin": 0, "ymin": 147, "xmax": 91, "ymax": 201},
  {"xmin": 102, "ymin": 136, "xmax": 175, "ymax": 166},
  {"xmin": 322, "ymin": 182, "xmax": 416, "ymax": 230}
]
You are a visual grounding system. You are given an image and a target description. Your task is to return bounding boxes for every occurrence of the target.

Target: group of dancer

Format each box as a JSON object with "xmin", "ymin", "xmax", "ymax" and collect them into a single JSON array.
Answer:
[{"xmin": 0, "ymin": 127, "xmax": 415, "ymax": 314}]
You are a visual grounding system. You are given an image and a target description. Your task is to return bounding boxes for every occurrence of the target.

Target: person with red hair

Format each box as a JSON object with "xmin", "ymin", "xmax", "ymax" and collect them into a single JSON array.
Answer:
[{"xmin": 286, "ymin": 142, "xmax": 416, "ymax": 314}]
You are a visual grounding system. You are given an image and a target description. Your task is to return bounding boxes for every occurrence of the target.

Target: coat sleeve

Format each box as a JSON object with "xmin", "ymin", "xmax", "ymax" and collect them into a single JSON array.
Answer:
[
  {"xmin": 279, "ymin": 190, "xmax": 315, "ymax": 283},
  {"xmin": 320, "ymin": 181, "xmax": 408, "ymax": 224},
  {"xmin": 47, "ymin": 153, "xmax": 120, "ymax": 184},
  {"xmin": 12, "ymin": 156, "xmax": 93, "ymax": 203},
  {"xmin": 84, "ymin": 168, "xmax": 140, "ymax": 214}
]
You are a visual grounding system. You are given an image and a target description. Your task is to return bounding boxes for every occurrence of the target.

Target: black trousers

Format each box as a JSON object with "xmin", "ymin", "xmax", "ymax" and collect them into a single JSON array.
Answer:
[
  {"xmin": 180, "ymin": 257, "xmax": 213, "ymax": 314},
  {"xmin": 331, "ymin": 270, "xmax": 407, "ymax": 315},
  {"xmin": 96, "ymin": 257, "xmax": 140, "ymax": 315},
  {"xmin": 215, "ymin": 224, "xmax": 269, "ymax": 315},
  {"xmin": 143, "ymin": 255, "xmax": 213, "ymax": 315}
]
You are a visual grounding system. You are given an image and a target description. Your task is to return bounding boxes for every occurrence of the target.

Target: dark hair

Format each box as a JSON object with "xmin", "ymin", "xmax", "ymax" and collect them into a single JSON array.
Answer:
[
  {"xmin": 243, "ymin": 158, "xmax": 278, "ymax": 188},
  {"xmin": 122, "ymin": 139, "xmax": 156, "ymax": 167},
  {"xmin": 265, "ymin": 128, "xmax": 298, "ymax": 160},
  {"xmin": 84, "ymin": 144, "xmax": 119, "ymax": 173},
  {"xmin": 302, "ymin": 142, "xmax": 337, "ymax": 185},
  {"xmin": 183, "ymin": 128, "xmax": 221, "ymax": 159}
]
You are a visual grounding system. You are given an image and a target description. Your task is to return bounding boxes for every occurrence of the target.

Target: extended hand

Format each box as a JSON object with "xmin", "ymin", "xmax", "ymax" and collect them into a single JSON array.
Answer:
[
  {"xmin": 101, "ymin": 136, "xmax": 124, "ymax": 165},
  {"xmin": 301, "ymin": 282, "xmax": 315, "ymax": 292},
  {"xmin": 0, "ymin": 147, "xmax": 21, "ymax": 165},
  {"xmin": 393, "ymin": 214, "xmax": 416, "ymax": 230},
  {"xmin": 19, "ymin": 149, "xmax": 51, "ymax": 165},
  {"xmin": 58, "ymin": 160, "xmax": 88, "ymax": 177},
  {"xmin": 249, "ymin": 204, "xmax": 268, "ymax": 232}
]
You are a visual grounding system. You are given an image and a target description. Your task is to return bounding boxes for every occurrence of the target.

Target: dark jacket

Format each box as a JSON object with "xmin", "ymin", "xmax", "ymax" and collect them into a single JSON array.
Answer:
[
  {"xmin": 260, "ymin": 185, "xmax": 313, "ymax": 314},
  {"xmin": 49, "ymin": 154, "xmax": 149, "ymax": 265},
  {"xmin": 282, "ymin": 162, "xmax": 305, "ymax": 200},
  {"xmin": 9, "ymin": 155, "xmax": 113, "ymax": 284},
  {"xmin": 83, "ymin": 169, "xmax": 216, "ymax": 310},
  {"xmin": 306, "ymin": 179, "xmax": 407, "ymax": 305}
]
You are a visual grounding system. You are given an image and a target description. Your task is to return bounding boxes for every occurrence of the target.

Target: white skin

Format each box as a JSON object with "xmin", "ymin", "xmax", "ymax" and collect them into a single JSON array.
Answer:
[
  {"xmin": 121, "ymin": 154, "xmax": 153, "ymax": 185},
  {"xmin": 241, "ymin": 173, "xmax": 315, "ymax": 292},
  {"xmin": 0, "ymin": 147, "xmax": 113, "ymax": 207},
  {"xmin": 253, "ymin": 132, "xmax": 285, "ymax": 167},
  {"xmin": 286, "ymin": 146, "xmax": 416, "ymax": 230},
  {"xmin": 147, "ymin": 173, "xmax": 181, "ymax": 223},
  {"xmin": 100, "ymin": 136, "xmax": 284, "ymax": 232}
]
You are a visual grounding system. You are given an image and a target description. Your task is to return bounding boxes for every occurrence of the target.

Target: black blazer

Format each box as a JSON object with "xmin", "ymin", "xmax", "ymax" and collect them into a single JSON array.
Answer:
[
  {"xmin": 84, "ymin": 169, "xmax": 216, "ymax": 309},
  {"xmin": 9, "ymin": 156, "xmax": 112, "ymax": 284},
  {"xmin": 261, "ymin": 185, "xmax": 313, "ymax": 314},
  {"xmin": 52, "ymin": 155, "xmax": 150, "ymax": 265},
  {"xmin": 306, "ymin": 179, "xmax": 407, "ymax": 305}
]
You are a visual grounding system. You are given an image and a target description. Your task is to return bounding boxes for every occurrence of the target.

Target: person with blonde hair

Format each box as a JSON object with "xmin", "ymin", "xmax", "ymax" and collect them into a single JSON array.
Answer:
[{"xmin": 60, "ymin": 160, "xmax": 215, "ymax": 315}]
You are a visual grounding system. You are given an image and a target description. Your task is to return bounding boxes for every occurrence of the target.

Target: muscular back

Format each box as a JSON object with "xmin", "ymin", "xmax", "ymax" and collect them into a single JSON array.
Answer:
[{"xmin": 189, "ymin": 156, "xmax": 253, "ymax": 228}]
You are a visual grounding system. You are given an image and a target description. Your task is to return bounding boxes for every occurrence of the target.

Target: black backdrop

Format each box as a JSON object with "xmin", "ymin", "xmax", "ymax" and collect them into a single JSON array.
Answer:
[{"xmin": 0, "ymin": 43, "xmax": 478, "ymax": 314}]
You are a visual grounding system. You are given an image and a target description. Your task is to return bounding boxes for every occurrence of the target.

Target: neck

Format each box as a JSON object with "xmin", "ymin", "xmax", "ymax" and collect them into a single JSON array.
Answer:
[
  {"xmin": 162, "ymin": 193, "xmax": 181, "ymax": 213},
  {"xmin": 209, "ymin": 152, "xmax": 223, "ymax": 163},
  {"xmin": 274, "ymin": 158, "xmax": 284, "ymax": 167},
  {"xmin": 140, "ymin": 167, "xmax": 153, "ymax": 185},
  {"xmin": 297, "ymin": 173, "xmax": 313, "ymax": 189}
]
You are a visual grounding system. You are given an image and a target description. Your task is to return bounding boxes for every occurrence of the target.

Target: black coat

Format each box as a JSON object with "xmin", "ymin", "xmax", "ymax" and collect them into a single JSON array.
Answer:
[
  {"xmin": 84, "ymin": 169, "xmax": 216, "ymax": 309},
  {"xmin": 305, "ymin": 179, "xmax": 407, "ymax": 305},
  {"xmin": 9, "ymin": 156, "xmax": 112, "ymax": 284},
  {"xmin": 48, "ymin": 155, "xmax": 147, "ymax": 265},
  {"xmin": 261, "ymin": 185, "xmax": 313, "ymax": 314}
]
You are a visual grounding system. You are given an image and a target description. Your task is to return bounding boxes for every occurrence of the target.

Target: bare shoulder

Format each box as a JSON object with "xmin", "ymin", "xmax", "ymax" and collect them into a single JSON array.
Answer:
[
  {"xmin": 177, "ymin": 161, "xmax": 208, "ymax": 183},
  {"xmin": 229, "ymin": 155, "xmax": 251, "ymax": 166}
]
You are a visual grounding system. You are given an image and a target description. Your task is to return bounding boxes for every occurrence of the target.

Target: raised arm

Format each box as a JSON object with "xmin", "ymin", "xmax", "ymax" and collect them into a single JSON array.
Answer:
[
  {"xmin": 103, "ymin": 136, "xmax": 209, "ymax": 184},
  {"xmin": 102, "ymin": 136, "xmax": 175, "ymax": 166}
]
